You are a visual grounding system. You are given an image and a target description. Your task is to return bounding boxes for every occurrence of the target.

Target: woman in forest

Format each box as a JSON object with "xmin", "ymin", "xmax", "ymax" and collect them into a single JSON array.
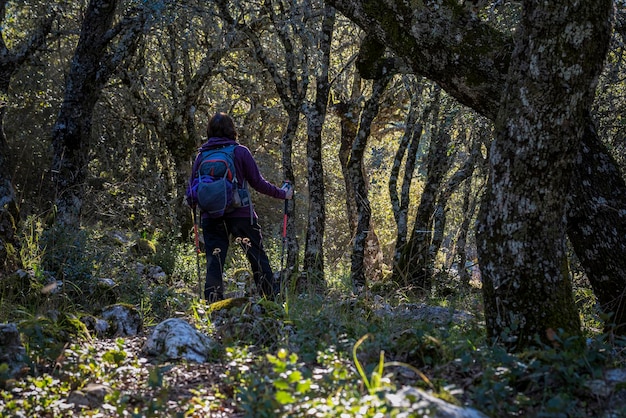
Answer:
[{"xmin": 186, "ymin": 112, "xmax": 293, "ymax": 302}]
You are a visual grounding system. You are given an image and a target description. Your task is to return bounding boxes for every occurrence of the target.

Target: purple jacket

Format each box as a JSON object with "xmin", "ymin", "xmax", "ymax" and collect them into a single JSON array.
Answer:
[{"xmin": 187, "ymin": 136, "xmax": 287, "ymax": 218}]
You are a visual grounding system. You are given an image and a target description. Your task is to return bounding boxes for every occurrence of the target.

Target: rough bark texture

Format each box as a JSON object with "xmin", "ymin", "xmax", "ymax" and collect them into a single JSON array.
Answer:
[
  {"xmin": 328, "ymin": 0, "xmax": 510, "ymax": 116},
  {"xmin": 329, "ymin": 0, "xmax": 622, "ymax": 344},
  {"xmin": 477, "ymin": 1, "xmax": 613, "ymax": 348},
  {"xmin": 51, "ymin": 0, "xmax": 147, "ymax": 227},
  {"xmin": 302, "ymin": 5, "xmax": 335, "ymax": 287},
  {"xmin": 389, "ymin": 82, "xmax": 425, "ymax": 266},
  {"xmin": 567, "ymin": 111, "xmax": 626, "ymax": 334},
  {"xmin": 346, "ymin": 75, "xmax": 390, "ymax": 288},
  {"xmin": 394, "ymin": 87, "xmax": 445, "ymax": 292}
]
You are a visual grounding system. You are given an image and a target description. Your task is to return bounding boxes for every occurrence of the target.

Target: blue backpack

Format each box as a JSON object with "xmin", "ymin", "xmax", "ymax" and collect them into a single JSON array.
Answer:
[{"xmin": 192, "ymin": 144, "xmax": 249, "ymax": 217}]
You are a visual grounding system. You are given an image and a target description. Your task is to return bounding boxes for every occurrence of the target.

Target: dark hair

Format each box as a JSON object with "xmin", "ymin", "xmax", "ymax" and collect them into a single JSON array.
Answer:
[{"xmin": 207, "ymin": 112, "xmax": 238, "ymax": 140}]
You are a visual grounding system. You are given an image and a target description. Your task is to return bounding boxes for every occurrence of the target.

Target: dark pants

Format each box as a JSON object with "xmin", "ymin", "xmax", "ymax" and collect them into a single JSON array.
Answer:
[{"xmin": 201, "ymin": 217, "xmax": 275, "ymax": 301}]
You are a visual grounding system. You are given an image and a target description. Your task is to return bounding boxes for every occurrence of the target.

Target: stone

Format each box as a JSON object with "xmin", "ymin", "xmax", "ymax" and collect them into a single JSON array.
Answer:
[
  {"xmin": 0, "ymin": 323, "xmax": 27, "ymax": 378},
  {"xmin": 101, "ymin": 304, "xmax": 142, "ymax": 337},
  {"xmin": 67, "ymin": 383, "xmax": 112, "ymax": 409},
  {"xmin": 142, "ymin": 318, "xmax": 218, "ymax": 363},
  {"xmin": 386, "ymin": 386, "xmax": 487, "ymax": 418}
]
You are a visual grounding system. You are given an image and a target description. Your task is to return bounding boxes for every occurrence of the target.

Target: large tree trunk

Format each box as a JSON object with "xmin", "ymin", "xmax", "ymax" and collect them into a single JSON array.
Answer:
[
  {"xmin": 51, "ymin": 0, "xmax": 117, "ymax": 227},
  {"xmin": 52, "ymin": 0, "xmax": 147, "ymax": 228},
  {"xmin": 329, "ymin": 0, "xmax": 622, "ymax": 343},
  {"xmin": 476, "ymin": 1, "xmax": 612, "ymax": 349},
  {"xmin": 567, "ymin": 112, "xmax": 626, "ymax": 334}
]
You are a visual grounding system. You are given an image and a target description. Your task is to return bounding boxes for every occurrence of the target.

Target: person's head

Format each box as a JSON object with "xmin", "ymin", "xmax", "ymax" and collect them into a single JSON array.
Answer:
[{"xmin": 207, "ymin": 112, "xmax": 238, "ymax": 140}]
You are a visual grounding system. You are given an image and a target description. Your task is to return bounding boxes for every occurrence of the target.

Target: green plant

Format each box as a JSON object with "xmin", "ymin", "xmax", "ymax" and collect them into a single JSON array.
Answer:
[
  {"xmin": 353, "ymin": 334, "xmax": 391, "ymax": 395},
  {"xmin": 41, "ymin": 225, "xmax": 91, "ymax": 286}
]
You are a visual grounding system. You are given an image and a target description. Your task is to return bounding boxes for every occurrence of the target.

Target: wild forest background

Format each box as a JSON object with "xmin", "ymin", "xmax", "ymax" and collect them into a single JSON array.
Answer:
[{"xmin": 1, "ymin": 0, "xmax": 626, "ymax": 351}]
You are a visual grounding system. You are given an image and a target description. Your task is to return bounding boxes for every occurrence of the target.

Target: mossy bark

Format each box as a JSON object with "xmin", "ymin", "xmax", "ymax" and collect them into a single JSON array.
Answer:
[
  {"xmin": 51, "ymin": 0, "xmax": 147, "ymax": 228},
  {"xmin": 302, "ymin": 5, "xmax": 335, "ymax": 288},
  {"xmin": 330, "ymin": 0, "xmax": 616, "ymax": 347}
]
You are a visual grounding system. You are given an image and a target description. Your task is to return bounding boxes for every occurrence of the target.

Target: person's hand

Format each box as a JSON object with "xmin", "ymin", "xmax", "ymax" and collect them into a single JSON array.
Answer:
[{"xmin": 281, "ymin": 182, "xmax": 294, "ymax": 200}]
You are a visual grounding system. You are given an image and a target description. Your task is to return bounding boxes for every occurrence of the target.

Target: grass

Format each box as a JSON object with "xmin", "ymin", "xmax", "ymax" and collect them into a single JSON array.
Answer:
[{"xmin": 0, "ymin": 222, "xmax": 624, "ymax": 417}]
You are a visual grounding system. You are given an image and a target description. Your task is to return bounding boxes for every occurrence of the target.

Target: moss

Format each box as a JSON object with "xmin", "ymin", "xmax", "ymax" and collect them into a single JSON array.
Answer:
[
  {"xmin": 209, "ymin": 297, "xmax": 249, "ymax": 312},
  {"xmin": 132, "ymin": 238, "xmax": 156, "ymax": 256}
]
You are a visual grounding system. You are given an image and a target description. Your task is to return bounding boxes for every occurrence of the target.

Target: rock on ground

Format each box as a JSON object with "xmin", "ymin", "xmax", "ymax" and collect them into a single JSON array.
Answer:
[
  {"xmin": 142, "ymin": 318, "xmax": 218, "ymax": 363},
  {"xmin": 0, "ymin": 323, "xmax": 27, "ymax": 378},
  {"xmin": 101, "ymin": 304, "xmax": 143, "ymax": 337}
]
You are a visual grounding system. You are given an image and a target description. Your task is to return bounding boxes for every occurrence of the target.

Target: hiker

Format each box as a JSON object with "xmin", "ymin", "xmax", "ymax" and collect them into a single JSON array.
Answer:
[{"xmin": 186, "ymin": 112, "xmax": 293, "ymax": 302}]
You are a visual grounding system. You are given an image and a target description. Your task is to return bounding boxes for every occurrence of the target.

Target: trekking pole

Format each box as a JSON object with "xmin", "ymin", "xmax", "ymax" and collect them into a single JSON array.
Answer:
[
  {"xmin": 192, "ymin": 207, "xmax": 202, "ymax": 299},
  {"xmin": 279, "ymin": 181, "xmax": 290, "ymax": 277}
]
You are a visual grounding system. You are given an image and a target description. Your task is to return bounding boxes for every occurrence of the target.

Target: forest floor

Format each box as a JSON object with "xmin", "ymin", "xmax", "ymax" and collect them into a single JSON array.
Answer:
[{"xmin": 2, "ymin": 223, "xmax": 626, "ymax": 416}]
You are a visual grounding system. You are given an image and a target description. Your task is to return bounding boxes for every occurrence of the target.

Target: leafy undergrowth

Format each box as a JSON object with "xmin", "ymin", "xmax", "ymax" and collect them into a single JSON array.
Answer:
[{"xmin": 1, "ymin": 224, "xmax": 626, "ymax": 417}]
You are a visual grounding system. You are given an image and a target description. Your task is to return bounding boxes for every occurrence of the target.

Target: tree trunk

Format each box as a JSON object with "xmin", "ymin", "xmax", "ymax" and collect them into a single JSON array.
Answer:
[
  {"xmin": 336, "ymin": 72, "xmax": 385, "ymax": 288},
  {"xmin": 456, "ymin": 176, "xmax": 474, "ymax": 289},
  {"xmin": 431, "ymin": 137, "xmax": 482, "ymax": 291},
  {"xmin": 52, "ymin": 0, "xmax": 147, "ymax": 228},
  {"xmin": 281, "ymin": 110, "xmax": 300, "ymax": 282},
  {"xmin": 389, "ymin": 81, "xmax": 426, "ymax": 266},
  {"xmin": 224, "ymin": 0, "xmax": 305, "ymax": 283},
  {"xmin": 302, "ymin": 4, "xmax": 335, "ymax": 288},
  {"xmin": 347, "ymin": 75, "xmax": 391, "ymax": 289},
  {"xmin": 476, "ymin": 1, "xmax": 612, "ymax": 349},
  {"xmin": 329, "ymin": 0, "xmax": 621, "ymax": 344},
  {"xmin": 567, "ymin": 112, "xmax": 626, "ymax": 335},
  {"xmin": 337, "ymin": 76, "xmax": 361, "ymax": 235},
  {"xmin": 394, "ymin": 87, "xmax": 447, "ymax": 293},
  {"xmin": 52, "ymin": 0, "xmax": 117, "ymax": 227}
]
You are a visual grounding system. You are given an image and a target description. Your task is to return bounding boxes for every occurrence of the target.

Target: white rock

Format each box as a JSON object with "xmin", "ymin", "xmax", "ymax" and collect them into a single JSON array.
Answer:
[
  {"xmin": 142, "ymin": 318, "xmax": 217, "ymax": 363},
  {"xmin": 387, "ymin": 386, "xmax": 487, "ymax": 418}
]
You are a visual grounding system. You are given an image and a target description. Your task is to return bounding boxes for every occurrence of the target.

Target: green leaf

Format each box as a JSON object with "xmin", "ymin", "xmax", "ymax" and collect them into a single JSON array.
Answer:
[
  {"xmin": 275, "ymin": 390, "xmax": 295, "ymax": 404},
  {"xmin": 296, "ymin": 380, "xmax": 312, "ymax": 394}
]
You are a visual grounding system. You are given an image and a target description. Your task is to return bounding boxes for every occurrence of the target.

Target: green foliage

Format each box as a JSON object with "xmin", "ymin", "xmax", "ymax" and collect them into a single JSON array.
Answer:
[
  {"xmin": 352, "ymin": 334, "xmax": 392, "ymax": 395},
  {"xmin": 224, "ymin": 347, "xmax": 313, "ymax": 417},
  {"xmin": 41, "ymin": 225, "xmax": 92, "ymax": 287},
  {"xmin": 459, "ymin": 332, "xmax": 617, "ymax": 417},
  {"xmin": 17, "ymin": 310, "xmax": 91, "ymax": 364},
  {"xmin": 1, "ymin": 274, "xmax": 623, "ymax": 417}
]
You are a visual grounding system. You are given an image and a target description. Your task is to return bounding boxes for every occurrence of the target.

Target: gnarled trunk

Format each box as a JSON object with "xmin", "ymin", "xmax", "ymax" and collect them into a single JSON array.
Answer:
[
  {"xmin": 52, "ymin": 0, "xmax": 147, "ymax": 227},
  {"xmin": 476, "ymin": 1, "xmax": 612, "ymax": 349},
  {"xmin": 567, "ymin": 112, "xmax": 626, "ymax": 335},
  {"xmin": 329, "ymin": 0, "xmax": 621, "ymax": 345}
]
